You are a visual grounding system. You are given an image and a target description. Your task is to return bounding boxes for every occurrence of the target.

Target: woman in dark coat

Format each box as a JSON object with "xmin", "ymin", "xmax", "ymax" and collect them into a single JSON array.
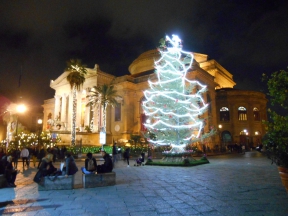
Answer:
[
  {"xmin": 39, "ymin": 153, "xmax": 56, "ymax": 176},
  {"xmin": 64, "ymin": 152, "xmax": 78, "ymax": 177},
  {"xmin": 33, "ymin": 153, "xmax": 56, "ymax": 183}
]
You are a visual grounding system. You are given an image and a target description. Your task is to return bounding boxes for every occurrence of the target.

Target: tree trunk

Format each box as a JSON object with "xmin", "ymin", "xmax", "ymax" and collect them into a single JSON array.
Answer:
[
  {"xmin": 103, "ymin": 104, "xmax": 107, "ymax": 132},
  {"xmin": 71, "ymin": 85, "xmax": 77, "ymax": 146}
]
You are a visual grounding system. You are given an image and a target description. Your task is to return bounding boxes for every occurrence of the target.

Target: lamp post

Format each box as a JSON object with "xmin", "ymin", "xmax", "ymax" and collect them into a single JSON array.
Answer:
[
  {"xmin": 243, "ymin": 129, "xmax": 249, "ymax": 149},
  {"xmin": 15, "ymin": 104, "xmax": 27, "ymax": 137},
  {"xmin": 218, "ymin": 124, "xmax": 222, "ymax": 152},
  {"xmin": 37, "ymin": 119, "xmax": 43, "ymax": 146}
]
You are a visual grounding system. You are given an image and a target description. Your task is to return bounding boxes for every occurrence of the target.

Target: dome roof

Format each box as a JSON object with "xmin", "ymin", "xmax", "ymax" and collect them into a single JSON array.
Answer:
[
  {"xmin": 128, "ymin": 49, "xmax": 208, "ymax": 76},
  {"xmin": 128, "ymin": 50, "xmax": 160, "ymax": 76}
]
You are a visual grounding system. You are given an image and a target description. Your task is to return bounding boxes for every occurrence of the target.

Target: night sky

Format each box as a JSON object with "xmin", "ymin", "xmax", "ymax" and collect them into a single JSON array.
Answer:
[{"xmin": 0, "ymin": 0, "xmax": 287, "ymax": 109}]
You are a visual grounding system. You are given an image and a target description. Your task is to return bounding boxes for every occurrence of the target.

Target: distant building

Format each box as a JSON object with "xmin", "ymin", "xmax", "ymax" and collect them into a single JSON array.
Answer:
[
  {"xmin": 0, "ymin": 95, "xmax": 43, "ymax": 146},
  {"xmin": 0, "ymin": 96, "xmax": 11, "ymax": 142},
  {"xmin": 43, "ymin": 50, "xmax": 267, "ymax": 150}
]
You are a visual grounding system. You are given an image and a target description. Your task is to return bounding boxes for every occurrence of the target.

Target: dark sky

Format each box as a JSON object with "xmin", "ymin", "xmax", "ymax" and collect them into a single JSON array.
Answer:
[{"xmin": 0, "ymin": 0, "xmax": 287, "ymax": 108}]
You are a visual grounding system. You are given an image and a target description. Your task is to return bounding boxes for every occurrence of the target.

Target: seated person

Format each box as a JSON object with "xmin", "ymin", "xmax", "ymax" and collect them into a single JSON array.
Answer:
[
  {"xmin": 81, "ymin": 152, "xmax": 97, "ymax": 174},
  {"xmin": 34, "ymin": 153, "xmax": 57, "ymax": 183},
  {"xmin": 135, "ymin": 155, "xmax": 143, "ymax": 166},
  {"xmin": 39, "ymin": 153, "xmax": 57, "ymax": 176},
  {"xmin": 5, "ymin": 156, "xmax": 18, "ymax": 187},
  {"xmin": 0, "ymin": 155, "xmax": 8, "ymax": 175},
  {"xmin": 97, "ymin": 150, "xmax": 113, "ymax": 173},
  {"xmin": 64, "ymin": 152, "xmax": 78, "ymax": 177}
]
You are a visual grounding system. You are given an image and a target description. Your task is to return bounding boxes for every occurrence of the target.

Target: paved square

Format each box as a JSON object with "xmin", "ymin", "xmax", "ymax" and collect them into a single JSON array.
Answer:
[{"xmin": 0, "ymin": 151, "xmax": 287, "ymax": 215}]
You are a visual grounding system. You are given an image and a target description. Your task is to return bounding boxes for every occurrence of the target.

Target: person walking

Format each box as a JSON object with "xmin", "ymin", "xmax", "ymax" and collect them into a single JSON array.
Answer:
[
  {"xmin": 112, "ymin": 142, "xmax": 118, "ymax": 164},
  {"xmin": 12, "ymin": 148, "xmax": 20, "ymax": 169},
  {"xmin": 124, "ymin": 147, "xmax": 130, "ymax": 167},
  {"xmin": 20, "ymin": 147, "xmax": 29, "ymax": 169}
]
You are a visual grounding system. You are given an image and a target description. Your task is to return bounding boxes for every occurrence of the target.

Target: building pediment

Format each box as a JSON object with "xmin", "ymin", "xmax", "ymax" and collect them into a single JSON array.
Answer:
[
  {"xmin": 50, "ymin": 71, "xmax": 70, "ymax": 90},
  {"xmin": 50, "ymin": 65, "xmax": 99, "ymax": 90}
]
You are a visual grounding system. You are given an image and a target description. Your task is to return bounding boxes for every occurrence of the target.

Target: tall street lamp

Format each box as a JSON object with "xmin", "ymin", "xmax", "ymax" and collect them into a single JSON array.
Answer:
[
  {"xmin": 37, "ymin": 119, "xmax": 43, "ymax": 146},
  {"xmin": 15, "ymin": 104, "xmax": 27, "ymax": 137},
  {"xmin": 243, "ymin": 129, "xmax": 249, "ymax": 149},
  {"xmin": 218, "ymin": 124, "xmax": 222, "ymax": 152}
]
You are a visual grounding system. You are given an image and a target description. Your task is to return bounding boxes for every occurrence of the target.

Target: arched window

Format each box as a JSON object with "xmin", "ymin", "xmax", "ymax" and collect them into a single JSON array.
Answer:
[
  {"xmin": 253, "ymin": 107, "xmax": 260, "ymax": 121},
  {"xmin": 220, "ymin": 107, "xmax": 230, "ymax": 121},
  {"xmin": 114, "ymin": 103, "xmax": 121, "ymax": 121},
  {"xmin": 238, "ymin": 106, "xmax": 247, "ymax": 121}
]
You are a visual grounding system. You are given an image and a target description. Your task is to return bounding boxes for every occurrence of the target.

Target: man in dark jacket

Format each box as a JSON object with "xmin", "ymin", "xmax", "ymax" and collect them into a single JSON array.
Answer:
[
  {"xmin": 112, "ymin": 143, "xmax": 118, "ymax": 164},
  {"xmin": 97, "ymin": 151, "xmax": 113, "ymax": 173},
  {"xmin": 124, "ymin": 147, "xmax": 130, "ymax": 167}
]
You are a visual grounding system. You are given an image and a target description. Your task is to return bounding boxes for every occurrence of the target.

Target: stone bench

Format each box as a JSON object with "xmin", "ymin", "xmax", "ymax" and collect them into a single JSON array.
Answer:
[
  {"xmin": 38, "ymin": 175, "xmax": 75, "ymax": 190},
  {"xmin": 0, "ymin": 174, "xmax": 7, "ymax": 188},
  {"xmin": 82, "ymin": 172, "xmax": 116, "ymax": 188}
]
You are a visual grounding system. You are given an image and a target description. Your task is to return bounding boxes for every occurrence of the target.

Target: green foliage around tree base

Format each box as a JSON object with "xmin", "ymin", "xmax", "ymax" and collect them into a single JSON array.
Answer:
[{"xmin": 145, "ymin": 156, "xmax": 209, "ymax": 167}]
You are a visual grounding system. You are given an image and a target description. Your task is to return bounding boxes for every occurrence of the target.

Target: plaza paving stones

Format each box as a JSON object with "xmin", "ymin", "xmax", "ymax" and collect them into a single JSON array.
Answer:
[{"xmin": 0, "ymin": 151, "xmax": 288, "ymax": 215}]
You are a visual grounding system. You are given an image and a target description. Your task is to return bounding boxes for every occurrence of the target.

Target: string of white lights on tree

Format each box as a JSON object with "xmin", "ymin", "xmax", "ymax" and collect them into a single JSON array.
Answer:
[{"xmin": 142, "ymin": 34, "xmax": 212, "ymax": 153}]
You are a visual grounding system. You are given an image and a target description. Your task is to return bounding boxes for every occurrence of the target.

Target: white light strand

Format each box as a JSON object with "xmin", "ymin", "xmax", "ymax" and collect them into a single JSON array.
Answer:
[{"xmin": 142, "ymin": 34, "xmax": 209, "ymax": 148}]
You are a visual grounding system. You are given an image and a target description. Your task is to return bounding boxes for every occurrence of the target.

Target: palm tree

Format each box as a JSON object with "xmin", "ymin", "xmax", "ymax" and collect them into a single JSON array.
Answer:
[
  {"xmin": 66, "ymin": 59, "xmax": 87, "ymax": 146},
  {"xmin": 87, "ymin": 83, "xmax": 119, "ymax": 148}
]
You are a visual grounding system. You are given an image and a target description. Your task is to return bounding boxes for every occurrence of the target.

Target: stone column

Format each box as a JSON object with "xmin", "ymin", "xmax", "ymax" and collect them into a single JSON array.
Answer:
[
  {"xmin": 94, "ymin": 103, "xmax": 100, "ymax": 132},
  {"xmin": 61, "ymin": 93, "xmax": 67, "ymax": 127},
  {"xmin": 54, "ymin": 95, "xmax": 61, "ymax": 121},
  {"xmin": 84, "ymin": 97, "xmax": 90, "ymax": 128},
  {"xmin": 67, "ymin": 92, "xmax": 73, "ymax": 131},
  {"xmin": 76, "ymin": 90, "xmax": 82, "ymax": 128}
]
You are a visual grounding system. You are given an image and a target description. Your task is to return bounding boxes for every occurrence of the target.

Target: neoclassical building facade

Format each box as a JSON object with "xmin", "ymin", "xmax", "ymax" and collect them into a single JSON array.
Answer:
[{"xmin": 42, "ymin": 50, "xmax": 267, "ymax": 149}]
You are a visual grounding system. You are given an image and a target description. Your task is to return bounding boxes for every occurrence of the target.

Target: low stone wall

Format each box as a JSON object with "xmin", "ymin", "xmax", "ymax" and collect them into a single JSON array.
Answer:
[
  {"xmin": 82, "ymin": 172, "xmax": 116, "ymax": 188},
  {"xmin": 38, "ymin": 175, "xmax": 74, "ymax": 190},
  {"xmin": 0, "ymin": 174, "xmax": 7, "ymax": 188}
]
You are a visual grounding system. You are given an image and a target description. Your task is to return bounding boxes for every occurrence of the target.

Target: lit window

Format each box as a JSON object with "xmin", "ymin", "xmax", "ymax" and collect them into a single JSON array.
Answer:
[
  {"xmin": 253, "ymin": 107, "xmax": 260, "ymax": 121},
  {"xmin": 238, "ymin": 106, "xmax": 247, "ymax": 121},
  {"xmin": 220, "ymin": 107, "xmax": 230, "ymax": 121}
]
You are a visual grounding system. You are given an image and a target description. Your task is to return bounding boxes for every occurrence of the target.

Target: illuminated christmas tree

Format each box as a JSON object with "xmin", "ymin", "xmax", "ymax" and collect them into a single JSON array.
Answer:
[{"xmin": 142, "ymin": 35, "xmax": 212, "ymax": 154}]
